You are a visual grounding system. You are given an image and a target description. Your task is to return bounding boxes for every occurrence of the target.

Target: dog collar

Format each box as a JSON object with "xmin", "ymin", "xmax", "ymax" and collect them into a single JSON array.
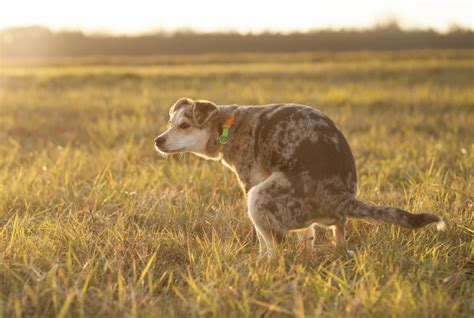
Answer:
[{"xmin": 219, "ymin": 110, "xmax": 236, "ymax": 152}]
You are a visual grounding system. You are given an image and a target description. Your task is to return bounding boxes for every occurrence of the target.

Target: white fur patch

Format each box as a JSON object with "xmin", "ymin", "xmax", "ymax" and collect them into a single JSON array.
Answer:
[{"xmin": 436, "ymin": 219, "xmax": 447, "ymax": 231}]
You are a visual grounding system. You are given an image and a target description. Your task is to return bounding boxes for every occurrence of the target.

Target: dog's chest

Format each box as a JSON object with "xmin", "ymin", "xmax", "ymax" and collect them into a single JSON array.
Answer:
[
  {"xmin": 249, "ymin": 164, "xmax": 269, "ymax": 186},
  {"xmin": 221, "ymin": 158, "xmax": 269, "ymax": 191}
]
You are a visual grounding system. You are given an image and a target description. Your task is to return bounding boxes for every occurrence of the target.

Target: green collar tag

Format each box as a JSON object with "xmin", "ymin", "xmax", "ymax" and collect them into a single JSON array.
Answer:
[{"xmin": 219, "ymin": 110, "xmax": 236, "ymax": 149}]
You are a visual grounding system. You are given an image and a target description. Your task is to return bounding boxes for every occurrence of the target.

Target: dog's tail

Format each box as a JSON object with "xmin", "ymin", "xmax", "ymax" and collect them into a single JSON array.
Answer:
[{"xmin": 339, "ymin": 197, "xmax": 446, "ymax": 230}]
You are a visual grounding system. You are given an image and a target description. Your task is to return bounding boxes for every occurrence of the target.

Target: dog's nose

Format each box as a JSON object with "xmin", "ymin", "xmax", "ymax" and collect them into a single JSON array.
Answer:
[{"xmin": 155, "ymin": 136, "xmax": 166, "ymax": 147}]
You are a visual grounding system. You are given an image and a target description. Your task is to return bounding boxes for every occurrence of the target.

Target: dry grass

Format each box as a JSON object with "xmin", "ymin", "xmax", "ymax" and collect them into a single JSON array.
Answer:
[{"xmin": 0, "ymin": 50, "xmax": 473, "ymax": 317}]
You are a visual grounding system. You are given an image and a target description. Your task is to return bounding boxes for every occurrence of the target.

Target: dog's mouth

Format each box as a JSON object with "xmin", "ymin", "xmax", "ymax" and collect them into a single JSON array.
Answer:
[{"xmin": 155, "ymin": 145, "xmax": 185, "ymax": 154}]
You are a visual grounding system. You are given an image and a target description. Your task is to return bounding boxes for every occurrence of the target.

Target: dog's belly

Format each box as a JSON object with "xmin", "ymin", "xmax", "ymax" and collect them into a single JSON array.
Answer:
[{"xmin": 285, "ymin": 200, "xmax": 341, "ymax": 230}]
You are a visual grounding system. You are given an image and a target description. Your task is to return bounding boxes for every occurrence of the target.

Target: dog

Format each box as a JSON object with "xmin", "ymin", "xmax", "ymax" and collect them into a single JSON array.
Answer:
[{"xmin": 155, "ymin": 97, "xmax": 446, "ymax": 257}]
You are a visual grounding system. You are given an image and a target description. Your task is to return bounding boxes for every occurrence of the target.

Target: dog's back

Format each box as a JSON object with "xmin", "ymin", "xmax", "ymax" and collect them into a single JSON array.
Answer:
[{"xmin": 222, "ymin": 103, "xmax": 356, "ymax": 194}]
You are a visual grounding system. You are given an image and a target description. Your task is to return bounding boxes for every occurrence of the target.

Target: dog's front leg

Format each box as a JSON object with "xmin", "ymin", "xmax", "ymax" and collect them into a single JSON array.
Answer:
[{"xmin": 256, "ymin": 232, "xmax": 267, "ymax": 258}]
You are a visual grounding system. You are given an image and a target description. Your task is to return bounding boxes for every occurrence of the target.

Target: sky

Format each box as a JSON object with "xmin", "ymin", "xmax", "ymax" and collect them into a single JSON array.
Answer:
[{"xmin": 0, "ymin": 0, "xmax": 472, "ymax": 34}]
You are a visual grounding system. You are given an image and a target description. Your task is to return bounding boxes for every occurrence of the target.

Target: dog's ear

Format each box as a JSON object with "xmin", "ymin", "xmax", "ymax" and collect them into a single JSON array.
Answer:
[
  {"xmin": 169, "ymin": 97, "xmax": 193, "ymax": 116},
  {"xmin": 192, "ymin": 100, "xmax": 219, "ymax": 127}
]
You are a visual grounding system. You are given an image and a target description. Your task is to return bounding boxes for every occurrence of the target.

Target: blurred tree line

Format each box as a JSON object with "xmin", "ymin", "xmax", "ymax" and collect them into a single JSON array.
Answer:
[{"xmin": 1, "ymin": 23, "xmax": 473, "ymax": 58}]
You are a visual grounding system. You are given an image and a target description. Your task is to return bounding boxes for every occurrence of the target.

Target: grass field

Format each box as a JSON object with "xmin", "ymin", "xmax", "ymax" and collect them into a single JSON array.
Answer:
[{"xmin": 0, "ymin": 50, "xmax": 473, "ymax": 317}]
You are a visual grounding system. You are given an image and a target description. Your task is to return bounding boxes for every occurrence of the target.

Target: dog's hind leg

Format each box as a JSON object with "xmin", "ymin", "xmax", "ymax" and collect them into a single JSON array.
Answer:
[
  {"xmin": 296, "ymin": 226, "xmax": 315, "ymax": 252},
  {"xmin": 329, "ymin": 217, "xmax": 354, "ymax": 257}
]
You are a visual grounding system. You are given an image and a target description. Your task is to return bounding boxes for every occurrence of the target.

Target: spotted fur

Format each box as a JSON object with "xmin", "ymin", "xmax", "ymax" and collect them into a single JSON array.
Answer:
[{"xmin": 155, "ymin": 98, "xmax": 447, "ymax": 257}]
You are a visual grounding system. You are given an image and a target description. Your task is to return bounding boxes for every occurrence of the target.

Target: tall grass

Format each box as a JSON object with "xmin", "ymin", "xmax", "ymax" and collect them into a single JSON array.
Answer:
[{"xmin": 0, "ymin": 51, "xmax": 472, "ymax": 317}]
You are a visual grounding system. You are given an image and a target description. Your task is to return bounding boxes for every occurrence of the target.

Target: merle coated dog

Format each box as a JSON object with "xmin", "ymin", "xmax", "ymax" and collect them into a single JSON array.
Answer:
[{"xmin": 155, "ymin": 98, "xmax": 446, "ymax": 257}]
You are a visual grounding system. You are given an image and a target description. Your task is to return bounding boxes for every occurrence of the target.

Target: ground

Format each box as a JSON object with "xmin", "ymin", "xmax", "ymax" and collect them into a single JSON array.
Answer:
[{"xmin": 0, "ymin": 51, "xmax": 472, "ymax": 317}]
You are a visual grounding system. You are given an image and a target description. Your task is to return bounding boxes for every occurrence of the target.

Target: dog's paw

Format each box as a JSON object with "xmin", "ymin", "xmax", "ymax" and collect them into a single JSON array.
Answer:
[{"xmin": 346, "ymin": 249, "xmax": 355, "ymax": 258}]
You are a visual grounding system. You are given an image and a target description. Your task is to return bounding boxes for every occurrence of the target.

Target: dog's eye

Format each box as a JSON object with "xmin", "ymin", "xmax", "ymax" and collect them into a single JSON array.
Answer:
[{"xmin": 179, "ymin": 122, "xmax": 190, "ymax": 129}]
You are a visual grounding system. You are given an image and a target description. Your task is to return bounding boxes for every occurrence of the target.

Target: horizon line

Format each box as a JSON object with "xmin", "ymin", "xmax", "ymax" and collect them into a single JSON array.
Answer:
[{"xmin": 1, "ymin": 21, "xmax": 473, "ymax": 37}]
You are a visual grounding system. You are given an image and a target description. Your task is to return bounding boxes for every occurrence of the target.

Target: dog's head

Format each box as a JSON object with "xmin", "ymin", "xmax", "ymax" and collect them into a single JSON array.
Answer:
[{"xmin": 154, "ymin": 98, "xmax": 220, "ymax": 157}]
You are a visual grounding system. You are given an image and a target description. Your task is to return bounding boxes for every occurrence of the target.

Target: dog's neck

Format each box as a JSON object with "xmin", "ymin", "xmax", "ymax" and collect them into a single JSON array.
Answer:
[
  {"xmin": 200, "ymin": 105, "xmax": 239, "ymax": 161},
  {"xmin": 218, "ymin": 105, "xmax": 239, "ymax": 149},
  {"xmin": 218, "ymin": 105, "xmax": 238, "ymax": 126}
]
